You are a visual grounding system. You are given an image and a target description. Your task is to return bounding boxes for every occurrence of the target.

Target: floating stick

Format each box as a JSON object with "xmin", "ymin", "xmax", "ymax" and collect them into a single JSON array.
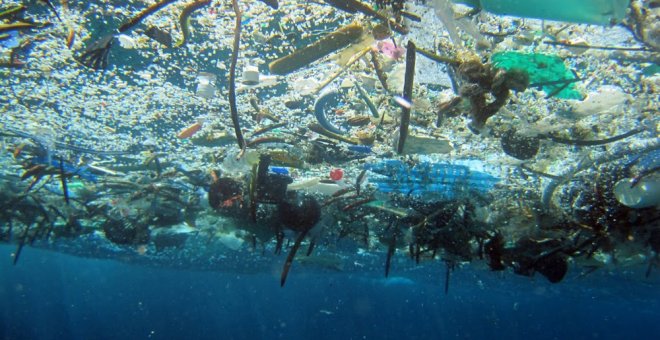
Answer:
[
  {"xmin": 385, "ymin": 227, "xmax": 396, "ymax": 278},
  {"xmin": 118, "ymin": 0, "xmax": 178, "ymax": 33},
  {"xmin": 0, "ymin": 22, "xmax": 48, "ymax": 33},
  {"xmin": 415, "ymin": 46, "xmax": 460, "ymax": 66},
  {"xmin": 269, "ymin": 23, "xmax": 364, "ymax": 75},
  {"xmin": 308, "ymin": 123, "xmax": 360, "ymax": 145},
  {"xmin": 370, "ymin": 49, "xmax": 390, "ymax": 93},
  {"xmin": 246, "ymin": 136, "xmax": 288, "ymax": 147},
  {"xmin": 66, "ymin": 28, "xmax": 75, "ymax": 49},
  {"xmin": 544, "ymin": 128, "xmax": 644, "ymax": 146},
  {"xmin": 251, "ymin": 122, "xmax": 287, "ymax": 138},
  {"xmin": 444, "ymin": 262, "xmax": 453, "ymax": 295},
  {"xmin": 0, "ymin": 5, "xmax": 26, "ymax": 20},
  {"xmin": 323, "ymin": 0, "xmax": 408, "ymax": 34},
  {"xmin": 397, "ymin": 40, "xmax": 416, "ymax": 155},
  {"xmin": 355, "ymin": 83, "xmax": 379, "ymax": 118},
  {"xmin": 313, "ymin": 46, "xmax": 370, "ymax": 94},
  {"xmin": 543, "ymin": 40, "xmax": 652, "ymax": 52}
]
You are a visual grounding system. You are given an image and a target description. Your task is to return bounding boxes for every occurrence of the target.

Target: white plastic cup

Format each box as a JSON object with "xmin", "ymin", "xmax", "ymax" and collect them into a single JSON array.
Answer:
[
  {"xmin": 243, "ymin": 65, "xmax": 260, "ymax": 85},
  {"xmin": 196, "ymin": 72, "xmax": 216, "ymax": 99}
]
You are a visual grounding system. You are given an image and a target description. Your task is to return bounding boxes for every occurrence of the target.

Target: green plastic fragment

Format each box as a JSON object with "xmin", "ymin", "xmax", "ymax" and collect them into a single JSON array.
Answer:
[
  {"xmin": 642, "ymin": 64, "xmax": 660, "ymax": 77},
  {"xmin": 491, "ymin": 52, "xmax": 582, "ymax": 100},
  {"xmin": 68, "ymin": 180, "xmax": 85, "ymax": 190}
]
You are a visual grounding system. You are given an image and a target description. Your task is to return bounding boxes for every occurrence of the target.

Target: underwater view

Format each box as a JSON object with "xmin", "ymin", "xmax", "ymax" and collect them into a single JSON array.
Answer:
[{"xmin": 1, "ymin": 0, "xmax": 659, "ymax": 338}]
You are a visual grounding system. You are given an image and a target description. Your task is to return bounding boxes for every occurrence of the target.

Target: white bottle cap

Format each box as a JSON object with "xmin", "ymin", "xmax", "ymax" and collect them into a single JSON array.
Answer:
[{"xmin": 243, "ymin": 65, "xmax": 260, "ymax": 85}]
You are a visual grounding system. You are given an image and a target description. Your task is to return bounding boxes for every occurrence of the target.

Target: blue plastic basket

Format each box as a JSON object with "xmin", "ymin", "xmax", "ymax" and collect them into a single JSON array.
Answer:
[{"xmin": 365, "ymin": 160, "xmax": 499, "ymax": 200}]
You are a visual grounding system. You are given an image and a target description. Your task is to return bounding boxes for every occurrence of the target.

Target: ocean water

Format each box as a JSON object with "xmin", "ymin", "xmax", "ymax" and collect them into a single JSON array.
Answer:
[
  {"xmin": 2, "ymin": 1, "xmax": 659, "ymax": 339},
  {"xmin": 2, "ymin": 244, "xmax": 660, "ymax": 340}
]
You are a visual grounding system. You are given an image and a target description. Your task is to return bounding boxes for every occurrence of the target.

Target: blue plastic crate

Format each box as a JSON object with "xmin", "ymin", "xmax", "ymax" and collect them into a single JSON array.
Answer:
[{"xmin": 365, "ymin": 160, "xmax": 499, "ymax": 200}]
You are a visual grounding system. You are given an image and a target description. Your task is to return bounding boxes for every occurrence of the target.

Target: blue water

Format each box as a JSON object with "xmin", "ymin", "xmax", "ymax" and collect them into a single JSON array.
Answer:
[{"xmin": 2, "ymin": 245, "xmax": 659, "ymax": 340}]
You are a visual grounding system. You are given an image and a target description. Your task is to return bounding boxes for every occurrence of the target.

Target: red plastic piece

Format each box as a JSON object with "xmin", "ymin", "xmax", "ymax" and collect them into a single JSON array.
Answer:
[{"xmin": 329, "ymin": 168, "xmax": 343, "ymax": 181}]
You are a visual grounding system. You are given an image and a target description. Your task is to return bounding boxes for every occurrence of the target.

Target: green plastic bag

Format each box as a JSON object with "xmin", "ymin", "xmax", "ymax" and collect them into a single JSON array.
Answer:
[{"xmin": 491, "ymin": 52, "xmax": 583, "ymax": 99}]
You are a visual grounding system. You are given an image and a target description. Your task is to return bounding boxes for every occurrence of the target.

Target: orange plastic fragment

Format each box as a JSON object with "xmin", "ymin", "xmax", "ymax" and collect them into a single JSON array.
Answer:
[{"xmin": 177, "ymin": 122, "xmax": 202, "ymax": 139}]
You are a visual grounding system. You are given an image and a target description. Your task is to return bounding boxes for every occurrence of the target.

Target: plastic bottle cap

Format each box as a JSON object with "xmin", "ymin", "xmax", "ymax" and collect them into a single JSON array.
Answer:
[
  {"xmin": 243, "ymin": 66, "xmax": 260, "ymax": 85},
  {"xmin": 330, "ymin": 168, "xmax": 343, "ymax": 181}
]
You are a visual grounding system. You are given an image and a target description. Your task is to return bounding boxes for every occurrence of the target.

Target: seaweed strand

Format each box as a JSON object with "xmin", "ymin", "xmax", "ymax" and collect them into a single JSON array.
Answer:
[
  {"xmin": 280, "ymin": 228, "xmax": 310, "ymax": 287},
  {"xmin": 355, "ymin": 82, "xmax": 379, "ymax": 118},
  {"xmin": 118, "ymin": 0, "xmax": 178, "ymax": 33},
  {"xmin": 415, "ymin": 46, "xmax": 460, "ymax": 66},
  {"xmin": 175, "ymin": 0, "xmax": 212, "ymax": 47},
  {"xmin": 545, "ymin": 128, "xmax": 644, "ymax": 146},
  {"xmin": 370, "ymin": 49, "xmax": 390, "ymax": 93},
  {"xmin": 229, "ymin": 0, "xmax": 246, "ymax": 149},
  {"xmin": 543, "ymin": 40, "xmax": 651, "ymax": 52},
  {"xmin": 0, "ymin": 5, "xmax": 26, "ymax": 20},
  {"xmin": 58, "ymin": 157, "xmax": 70, "ymax": 205},
  {"xmin": 324, "ymin": 0, "xmax": 408, "ymax": 34}
]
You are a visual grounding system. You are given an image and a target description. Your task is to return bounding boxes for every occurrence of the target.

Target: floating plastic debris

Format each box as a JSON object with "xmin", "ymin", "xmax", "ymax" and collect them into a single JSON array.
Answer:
[
  {"xmin": 365, "ymin": 160, "xmax": 500, "ymax": 199},
  {"xmin": 614, "ymin": 176, "xmax": 660, "ymax": 208},
  {"xmin": 0, "ymin": 30, "xmax": 19, "ymax": 49},
  {"xmin": 177, "ymin": 121, "xmax": 203, "ymax": 139},
  {"xmin": 490, "ymin": 52, "xmax": 582, "ymax": 99},
  {"xmin": 195, "ymin": 72, "xmax": 216, "ymax": 99},
  {"xmin": 347, "ymin": 145, "xmax": 373, "ymax": 154},
  {"xmin": 392, "ymin": 95, "xmax": 412, "ymax": 109},
  {"xmin": 117, "ymin": 34, "xmax": 137, "ymax": 49},
  {"xmin": 329, "ymin": 168, "xmax": 344, "ymax": 181},
  {"xmin": 269, "ymin": 166, "xmax": 290, "ymax": 175},
  {"xmin": 31, "ymin": 156, "xmax": 98, "ymax": 182},
  {"xmin": 242, "ymin": 65, "xmax": 260, "ymax": 85},
  {"xmin": 453, "ymin": 0, "xmax": 630, "ymax": 25},
  {"xmin": 1, "ymin": 0, "xmax": 658, "ymax": 293}
]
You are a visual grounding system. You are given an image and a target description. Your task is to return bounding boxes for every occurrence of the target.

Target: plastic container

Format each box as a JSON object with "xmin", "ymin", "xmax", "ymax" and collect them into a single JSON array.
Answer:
[
  {"xmin": 452, "ymin": 0, "xmax": 629, "ymax": 25},
  {"xmin": 614, "ymin": 176, "xmax": 660, "ymax": 209},
  {"xmin": 613, "ymin": 149, "xmax": 660, "ymax": 208},
  {"xmin": 269, "ymin": 166, "xmax": 290, "ymax": 175},
  {"xmin": 364, "ymin": 160, "xmax": 500, "ymax": 200},
  {"xmin": 242, "ymin": 65, "xmax": 260, "ymax": 85}
]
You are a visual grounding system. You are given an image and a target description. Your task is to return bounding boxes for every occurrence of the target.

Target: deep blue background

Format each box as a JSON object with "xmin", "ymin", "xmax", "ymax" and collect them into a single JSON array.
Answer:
[{"xmin": 1, "ymin": 244, "xmax": 659, "ymax": 340}]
